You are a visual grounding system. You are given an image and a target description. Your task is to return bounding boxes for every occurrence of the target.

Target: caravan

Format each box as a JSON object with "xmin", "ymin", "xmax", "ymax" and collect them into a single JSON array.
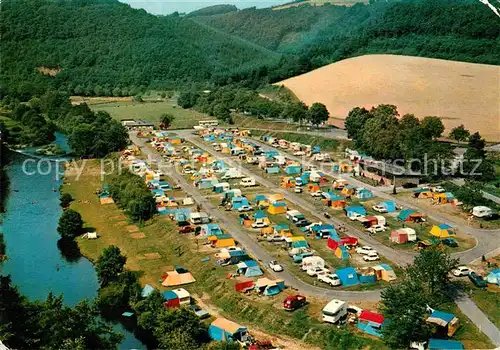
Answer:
[
  {"xmin": 322, "ymin": 299, "xmax": 347, "ymax": 324},
  {"xmin": 240, "ymin": 177, "xmax": 256, "ymax": 187}
]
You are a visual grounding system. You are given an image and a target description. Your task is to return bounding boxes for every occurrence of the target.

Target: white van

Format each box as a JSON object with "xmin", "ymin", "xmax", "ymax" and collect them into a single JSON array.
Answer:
[
  {"xmin": 472, "ymin": 206, "xmax": 494, "ymax": 218},
  {"xmin": 190, "ymin": 212, "xmax": 210, "ymax": 224},
  {"xmin": 300, "ymin": 256, "xmax": 325, "ymax": 271},
  {"xmin": 240, "ymin": 177, "xmax": 256, "ymax": 187},
  {"xmin": 322, "ymin": 299, "xmax": 347, "ymax": 324}
]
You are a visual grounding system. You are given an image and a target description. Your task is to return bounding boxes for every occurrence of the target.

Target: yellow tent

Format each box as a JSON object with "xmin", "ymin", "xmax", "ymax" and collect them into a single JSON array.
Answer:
[
  {"xmin": 267, "ymin": 202, "xmax": 287, "ymax": 215},
  {"xmin": 430, "ymin": 224, "xmax": 454, "ymax": 238},
  {"xmin": 215, "ymin": 238, "xmax": 236, "ymax": 248},
  {"xmin": 267, "ymin": 193, "xmax": 285, "ymax": 203}
]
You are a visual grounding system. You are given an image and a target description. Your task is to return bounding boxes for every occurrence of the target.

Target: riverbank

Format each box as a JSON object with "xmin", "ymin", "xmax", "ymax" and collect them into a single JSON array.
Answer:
[{"xmin": 63, "ymin": 158, "xmax": 385, "ymax": 350}]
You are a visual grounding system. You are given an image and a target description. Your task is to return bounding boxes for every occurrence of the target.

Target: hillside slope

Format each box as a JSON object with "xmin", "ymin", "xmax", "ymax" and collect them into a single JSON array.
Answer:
[
  {"xmin": 0, "ymin": 0, "xmax": 279, "ymax": 97},
  {"xmin": 278, "ymin": 54, "xmax": 500, "ymax": 141}
]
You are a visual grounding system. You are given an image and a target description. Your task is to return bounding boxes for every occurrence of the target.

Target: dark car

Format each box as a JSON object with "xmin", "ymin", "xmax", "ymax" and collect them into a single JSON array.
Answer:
[
  {"xmin": 442, "ymin": 238, "xmax": 458, "ymax": 247},
  {"xmin": 178, "ymin": 225, "xmax": 194, "ymax": 234},
  {"xmin": 468, "ymin": 272, "xmax": 487, "ymax": 288},
  {"xmin": 295, "ymin": 219, "xmax": 312, "ymax": 227}
]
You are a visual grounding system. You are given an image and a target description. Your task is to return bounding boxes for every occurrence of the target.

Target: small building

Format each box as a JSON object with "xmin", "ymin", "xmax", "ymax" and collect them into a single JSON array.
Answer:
[
  {"xmin": 268, "ymin": 201, "xmax": 287, "ymax": 215},
  {"xmin": 336, "ymin": 267, "xmax": 360, "ymax": 287},
  {"xmin": 121, "ymin": 119, "xmax": 155, "ymax": 131},
  {"xmin": 359, "ymin": 159, "xmax": 421, "ymax": 187},
  {"xmin": 426, "ymin": 310, "xmax": 459, "ymax": 337},
  {"xmin": 430, "ymin": 224, "xmax": 455, "ymax": 239},
  {"xmin": 208, "ymin": 318, "xmax": 249, "ymax": 343},
  {"xmin": 390, "ymin": 228, "xmax": 417, "ymax": 244},
  {"xmin": 236, "ymin": 260, "xmax": 263, "ymax": 277},
  {"xmin": 357, "ymin": 310, "xmax": 385, "ymax": 337}
]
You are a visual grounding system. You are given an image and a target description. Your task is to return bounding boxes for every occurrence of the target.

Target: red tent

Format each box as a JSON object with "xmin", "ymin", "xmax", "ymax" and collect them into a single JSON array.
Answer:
[
  {"xmin": 235, "ymin": 280, "xmax": 255, "ymax": 292},
  {"xmin": 327, "ymin": 237, "xmax": 341, "ymax": 251},
  {"xmin": 341, "ymin": 236, "xmax": 358, "ymax": 246},
  {"xmin": 359, "ymin": 310, "xmax": 384, "ymax": 325}
]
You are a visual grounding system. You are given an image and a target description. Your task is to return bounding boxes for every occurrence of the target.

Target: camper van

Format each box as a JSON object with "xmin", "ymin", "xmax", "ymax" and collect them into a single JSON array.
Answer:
[
  {"xmin": 472, "ymin": 206, "xmax": 494, "ymax": 218},
  {"xmin": 312, "ymin": 153, "xmax": 331, "ymax": 162},
  {"xmin": 322, "ymin": 299, "xmax": 347, "ymax": 324},
  {"xmin": 221, "ymin": 169, "xmax": 244, "ymax": 180},
  {"xmin": 301, "ymin": 256, "xmax": 325, "ymax": 271},
  {"xmin": 190, "ymin": 212, "xmax": 210, "ymax": 224},
  {"xmin": 230, "ymin": 147, "xmax": 245, "ymax": 156},
  {"xmin": 240, "ymin": 178, "xmax": 256, "ymax": 187}
]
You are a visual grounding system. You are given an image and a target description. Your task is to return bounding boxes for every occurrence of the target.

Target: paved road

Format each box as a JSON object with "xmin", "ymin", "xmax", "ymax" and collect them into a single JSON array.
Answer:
[
  {"xmin": 243, "ymin": 135, "xmax": 500, "ymax": 265},
  {"xmin": 131, "ymin": 132, "xmax": 381, "ymax": 301}
]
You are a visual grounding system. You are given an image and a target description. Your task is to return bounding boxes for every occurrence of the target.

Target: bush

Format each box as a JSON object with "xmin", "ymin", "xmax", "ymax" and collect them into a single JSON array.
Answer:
[
  {"xmin": 59, "ymin": 193, "xmax": 73, "ymax": 208},
  {"xmin": 57, "ymin": 209, "xmax": 83, "ymax": 239}
]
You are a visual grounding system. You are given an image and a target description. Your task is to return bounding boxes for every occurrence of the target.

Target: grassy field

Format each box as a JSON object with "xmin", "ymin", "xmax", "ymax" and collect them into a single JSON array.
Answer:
[
  {"xmin": 87, "ymin": 100, "xmax": 214, "ymax": 129},
  {"xmin": 470, "ymin": 287, "xmax": 500, "ymax": 329},
  {"xmin": 62, "ymin": 159, "xmax": 384, "ymax": 349},
  {"xmin": 234, "ymin": 115, "xmax": 333, "ymax": 133},
  {"xmin": 278, "ymin": 54, "xmax": 500, "ymax": 141}
]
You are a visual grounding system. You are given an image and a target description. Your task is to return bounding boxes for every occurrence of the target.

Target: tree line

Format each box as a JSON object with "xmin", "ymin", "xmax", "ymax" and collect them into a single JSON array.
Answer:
[{"xmin": 179, "ymin": 87, "xmax": 330, "ymax": 127}]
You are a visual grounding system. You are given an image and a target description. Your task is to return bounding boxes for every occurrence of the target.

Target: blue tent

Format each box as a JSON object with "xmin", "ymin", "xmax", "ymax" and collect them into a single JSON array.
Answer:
[
  {"xmin": 200, "ymin": 223, "xmax": 223, "ymax": 236},
  {"xmin": 291, "ymin": 240, "xmax": 309, "ymax": 249},
  {"xmin": 336, "ymin": 246, "xmax": 350, "ymax": 260},
  {"xmin": 285, "ymin": 165, "xmax": 302, "ymax": 175},
  {"xmin": 209, "ymin": 318, "xmax": 248, "ymax": 342},
  {"xmin": 311, "ymin": 145, "xmax": 321, "ymax": 154},
  {"xmin": 232, "ymin": 197, "xmax": 250, "ymax": 210},
  {"xmin": 141, "ymin": 284, "xmax": 155, "ymax": 298},
  {"xmin": 237, "ymin": 260, "xmax": 263, "ymax": 277},
  {"xmin": 254, "ymin": 195, "xmax": 267, "ymax": 204},
  {"xmin": 311, "ymin": 224, "xmax": 338, "ymax": 240},
  {"xmin": 162, "ymin": 290, "xmax": 178, "ymax": 301},
  {"xmin": 254, "ymin": 210, "xmax": 267, "ymax": 219},
  {"xmin": 485, "ymin": 268, "xmax": 500, "ymax": 285},
  {"xmin": 380, "ymin": 201, "xmax": 396, "ymax": 212},
  {"xmin": 336, "ymin": 267, "xmax": 360, "ymax": 286},
  {"xmin": 322, "ymin": 192, "xmax": 342, "ymax": 201},
  {"xmin": 357, "ymin": 188, "xmax": 374, "ymax": 200},
  {"xmin": 428, "ymin": 338, "xmax": 463, "ymax": 350},
  {"xmin": 265, "ymin": 166, "xmax": 280, "ymax": 174},
  {"xmin": 345, "ymin": 206, "xmax": 366, "ymax": 217},
  {"xmin": 398, "ymin": 209, "xmax": 417, "ymax": 221}
]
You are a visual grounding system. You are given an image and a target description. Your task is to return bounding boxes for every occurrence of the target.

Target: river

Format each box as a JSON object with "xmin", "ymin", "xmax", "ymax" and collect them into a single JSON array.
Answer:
[{"xmin": 0, "ymin": 134, "xmax": 144, "ymax": 349}]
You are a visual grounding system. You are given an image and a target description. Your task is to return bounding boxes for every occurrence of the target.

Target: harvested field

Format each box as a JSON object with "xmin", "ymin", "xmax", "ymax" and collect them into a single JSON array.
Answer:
[
  {"xmin": 278, "ymin": 54, "xmax": 500, "ymax": 141},
  {"xmin": 274, "ymin": 0, "xmax": 368, "ymax": 10}
]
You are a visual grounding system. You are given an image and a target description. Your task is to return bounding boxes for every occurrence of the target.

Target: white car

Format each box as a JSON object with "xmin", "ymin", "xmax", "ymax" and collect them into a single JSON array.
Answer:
[
  {"xmin": 355, "ymin": 246, "xmax": 377, "ymax": 255},
  {"xmin": 432, "ymin": 186, "xmax": 446, "ymax": 193},
  {"xmin": 452, "ymin": 266, "xmax": 472, "ymax": 277},
  {"xmin": 310, "ymin": 191, "xmax": 323, "ymax": 198},
  {"xmin": 372, "ymin": 205, "xmax": 387, "ymax": 213},
  {"xmin": 269, "ymin": 260, "xmax": 284, "ymax": 272},
  {"xmin": 367, "ymin": 224, "xmax": 386, "ymax": 234},
  {"xmin": 348, "ymin": 213, "xmax": 364, "ymax": 221},
  {"xmin": 294, "ymin": 187, "xmax": 303, "ymax": 193},
  {"xmin": 306, "ymin": 266, "xmax": 329, "ymax": 277},
  {"xmin": 252, "ymin": 221, "xmax": 268, "ymax": 228},
  {"xmin": 294, "ymin": 150, "xmax": 306, "ymax": 156},
  {"xmin": 237, "ymin": 205, "xmax": 254, "ymax": 212},
  {"xmin": 363, "ymin": 252, "xmax": 380, "ymax": 261},
  {"xmin": 318, "ymin": 273, "xmax": 341, "ymax": 286}
]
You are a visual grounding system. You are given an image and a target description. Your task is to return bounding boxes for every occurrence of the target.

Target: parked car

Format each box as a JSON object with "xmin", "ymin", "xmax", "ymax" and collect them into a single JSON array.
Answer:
[
  {"xmin": 432, "ymin": 186, "xmax": 446, "ymax": 193},
  {"xmin": 348, "ymin": 212, "xmax": 364, "ymax": 221},
  {"xmin": 318, "ymin": 273, "xmax": 341, "ymax": 286},
  {"xmin": 355, "ymin": 246, "xmax": 377, "ymax": 255},
  {"xmin": 307, "ymin": 266, "xmax": 329, "ymax": 277},
  {"xmin": 294, "ymin": 187, "xmax": 303, "ymax": 193},
  {"xmin": 452, "ymin": 266, "xmax": 472, "ymax": 277},
  {"xmin": 347, "ymin": 305, "xmax": 363, "ymax": 316},
  {"xmin": 442, "ymin": 237, "xmax": 458, "ymax": 247},
  {"xmin": 295, "ymin": 219, "xmax": 312, "ymax": 228},
  {"xmin": 269, "ymin": 260, "xmax": 284, "ymax": 272},
  {"xmin": 266, "ymin": 234, "xmax": 285, "ymax": 243},
  {"xmin": 468, "ymin": 272, "xmax": 487, "ymax": 287},
  {"xmin": 252, "ymin": 221, "xmax": 268, "ymax": 228},
  {"xmin": 372, "ymin": 205, "xmax": 387, "ymax": 213},
  {"xmin": 237, "ymin": 205, "xmax": 254, "ymax": 212},
  {"xmin": 363, "ymin": 252, "xmax": 380, "ymax": 261},
  {"xmin": 294, "ymin": 150, "xmax": 306, "ymax": 156},
  {"xmin": 310, "ymin": 191, "xmax": 323, "ymax": 198},
  {"xmin": 189, "ymin": 304, "xmax": 210, "ymax": 319},
  {"xmin": 283, "ymin": 295, "xmax": 306, "ymax": 311},
  {"xmin": 367, "ymin": 224, "xmax": 386, "ymax": 234},
  {"xmin": 178, "ymin": 225, "xmax": 194, "ymax": 234}
]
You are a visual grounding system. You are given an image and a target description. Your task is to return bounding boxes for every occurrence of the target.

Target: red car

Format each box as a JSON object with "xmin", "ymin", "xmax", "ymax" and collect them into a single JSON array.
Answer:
[
  {"xmin": 283, "ymin": 295, "xmax": 306, "ymax": 311},
  {"xmin": 178, "ymin": 225, "xmax": 194, "ymax": 234},
  {"xmin": 341, "ymin": 236, "xmax": 358, "ymax": 246}
]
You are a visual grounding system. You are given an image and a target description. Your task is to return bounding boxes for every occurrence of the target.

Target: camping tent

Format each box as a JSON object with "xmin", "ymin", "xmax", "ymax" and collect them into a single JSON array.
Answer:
[
  {"xmin": 433, "ymin": 192, "xmax": 455, "ymax": 204},
  {"xmin": 485, "ymin": 269, "xmax": 500, "ymax": 285},
  {"xmin": 426, "ymin": 310, "xmax": 459, "ymax": 336},
  {"xmin": 208, "ymin": 234, "xmax": 236, "ymax": 248},
  {"xmin": 428, "ymin": 338, "xmax": 463, "ymax": 350},
  {"xmin": 232, "ymin": 197, "xmax": 250, "ymax": 210},
  {"xmin": 413, "ymin": 188, "xmax": 433, "ymax": 199},
  {"xmin": 380, "ymin": 201, "xmax": 396, "ymax": 213},
  {"xmin": 162, "ymin": 270, "xmax": 196, "ymax": 287},
  {"xmin": 267, "ymin": 194, "xmax": 284, "ymax": 203},
  {"xmin": 209, "ymin": 318, "xmax": 249, "ymax": 342},
  {"xmin": 237, "ymin": 260, "xmax": 264, "ymax": 277},
  {"xmin": 335, "ymin": 246, "xmax": 350, "ymax": 260},
  {"xmin": 430, "ymin": 224, "xmax": 454, "ymax": 238},
  {"xmin": 398, "ymin": 209, "xmax": 425, "ymax": 222},
  {"xmin": 141, "ymin": 284, "xmax": 155, "ymax": 298},
  {"xmin": 345, "ymin": 206, "xmax": 367, "ymax": 217},
  {"xmin": 356, "ymin": 188, "xmax": 374, "ymax": 200},
  {"xmin": 357, "ymin": 311, "xmax": 385, "ymax": 337},
  {"xmin": 200, "ymin": 223, "xmax": 223, "ymax": 237},
  {"xmin": 268, "ymin": 201, "xmax": 287, "ymax": 214},
  {"xmin": 285, "ymin": 165, "xmax": 302, "ymax": 175},
  {"xmin": 373, "ymin": 264, "xmax": 397, "ymax": 281},
  {"xmin": 336, "ymin": 267, "xmax": 360, "ymax": 286},
  {"xmin": 390, "ymin": 228, "xmax": 417, "ymax": 244},
  {"xmin": 255, "ymin": 278, "xmax": 285, "ymax": 296},
  {"xmin": 162, "ymin": 290, "xmax": 180, "ymax": 308},
  {"xmin": 341, "ymin": 185, "xmax": 356, "ymax": 196}
]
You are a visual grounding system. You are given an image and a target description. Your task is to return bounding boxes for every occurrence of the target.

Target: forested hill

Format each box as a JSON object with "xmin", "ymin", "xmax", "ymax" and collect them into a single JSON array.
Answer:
[
  {"xmin": 1, "ymin": 0, "xmax": 499, "ymax": 99},
  {"xmin": 0, "ymin": 0, "xmax": 279, "ymax": 98}
]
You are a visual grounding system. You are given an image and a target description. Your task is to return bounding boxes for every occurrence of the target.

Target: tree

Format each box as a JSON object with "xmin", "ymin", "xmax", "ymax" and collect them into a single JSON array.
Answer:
[
  {"xmin": 361, "ymin": 113, "xmax": 401, "ymax": 159},
  {"xmin": 406, "ymin": 248, "xmax": 459, "ymax": 297},
  {"xmin": 160, "ymin": 92, "xmax": 166, "ymax": 99},
  {"xmin": 380, "ymin": 280, "xmax": 431, "ymax": 348},
  {"xmin": 421, "ymin": 116, "xmax": 444, "ymax": 139},
  {"xmin": 282, "ymin": 101, "xmax": 308, "ymax": 125},
  {"xmin": 449, "ymin": 124, "xmax": 470, "ymax": 144},
  {"xmin": 57, "ymin": 209, "xmax": 83, "ymax": 239},
  {"xmin": 344, "ymin": 107, "xmax": 372, "ymax": 141},
  {"xmin": 213, "ymin": 103, "xmax": 231, "ymax": 122},
  {"xmin": 133, "ymin": 94, "xmax": 144, "ymax": 103},
  {"xmin": 59, "ymin": 193, "xmax": 73, "ymax": 208},
  {"xmin": 153, "ymin": 308, "xmax": 209, "ymax": 349},
  {"xmin": 0, "ymin": 233, "xmax": 6, "ymax": 259},
  {"xmin": 159, "ymin": 113, "xmax": 175, "ymax": 129},
  {"xmin": 468, "ymin": 132, "xmax": 486, "ymax": 154},
  {"xmin": 209, "ymin": 342, "xmax": 241, "ymax": 350},
  {"xmin": 307, "ymin": 102, "xmax": 329, "ymax": 127},
  {"xmin": 96, "ymin": 245, "xmax": 127, "ymax": 287},
  {"xmin": 178, "ymin": 91, "xmax": 198, "ymax": 109}
]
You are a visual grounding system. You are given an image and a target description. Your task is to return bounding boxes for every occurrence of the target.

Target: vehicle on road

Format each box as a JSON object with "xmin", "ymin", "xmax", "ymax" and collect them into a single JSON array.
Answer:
[
  {"xmin": 252, "ymin": 221, "xmax": 268, "ymax": 229},
  {"xmin": 283, "ymin": 295, "xmax": 306, "ymax": 311},
  {"xmin": 307, "ymin": 266, "xmax": 329, "ymax": 277},
  {"xmin": 237, "ymin": 205, "xmax": 254, "ymax": 212},
  {"xmin": 372, "ymin": 205, "xmax": 388, "ymax": 213},
  {"xmin": 318, "ymin": 273, "xmax": 341, "ymax": 286},
  {"xmin": 468, "ymin": 271, "xmax": 487, "ymax": 287},
  {"xmin": 452, "ymin": 266, "xmax": 472, "ymax": 277},
  {"xmin": 269, "ymin": 260, "xmax": 284, "ymax": 272},
  {"xmin": 355, "ymin": 246, "xmax": 377, "ymax": 255},
  {"xmin": 322, "ymin": 299, "xmax": 347, "ymax": 324},
  {"xmin": 363, "ymin": 252, "xmax": 380, "ymax": 261},
  {"xmin": 366, "ymin": 224, "xmax": 386, "ymax": 234},
  {"xmin": 310, "ymin": 191, "xmax": 323, "ymax": 198},
  {"xmin": 294, "ymin": 186, "xmax": 303, "ymax": 193}
]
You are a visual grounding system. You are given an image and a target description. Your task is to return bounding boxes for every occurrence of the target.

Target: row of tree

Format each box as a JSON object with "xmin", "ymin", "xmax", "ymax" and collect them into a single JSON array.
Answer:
[{"xmin": 179, "ymin": 87, "xmax": 330, "ymax": 126}]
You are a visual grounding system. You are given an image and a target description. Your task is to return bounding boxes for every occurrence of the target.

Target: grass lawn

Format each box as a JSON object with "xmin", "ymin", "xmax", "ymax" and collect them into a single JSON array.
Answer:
[
  {"xmin": 469, "ymin": 286, "xmax": 500, "ymax": 329},
  {"xmin": 89, "ymin": 100, "xmax": 216, "ymax": 129},
  {"xmin": 62, "ymin": 159, "xmax": 384, "ymax": 349},
  {"xmin": 234, "ymin": 115, "xmax": 333, "ymax": 133}
]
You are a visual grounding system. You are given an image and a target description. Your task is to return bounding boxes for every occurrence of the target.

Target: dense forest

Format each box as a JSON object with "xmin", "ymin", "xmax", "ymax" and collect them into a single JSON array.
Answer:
[{"xmin": 1, "ymin": 0, "xmax": 499, "ymax": 98}]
